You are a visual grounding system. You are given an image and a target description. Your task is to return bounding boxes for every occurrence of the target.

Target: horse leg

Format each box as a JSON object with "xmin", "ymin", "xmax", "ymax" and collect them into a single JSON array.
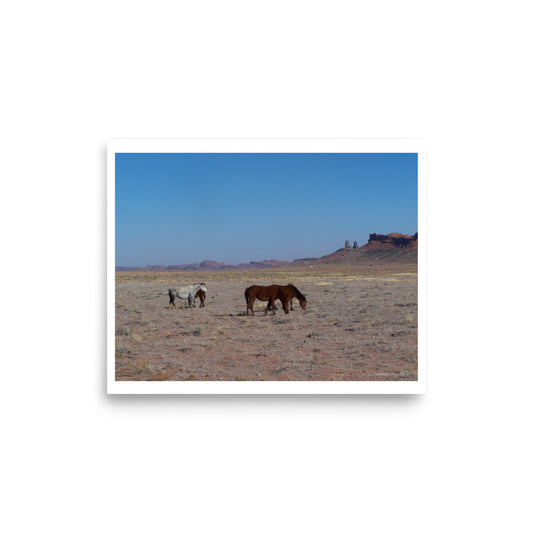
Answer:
[
  {"xmin": 267, "ymin": 297, "xmax": 276, "ymax": 315},
  {"xmin": 246, "ymin": 296, "xmax": 255, "ymax": 316},
  {"xmin": 289, "ymin": 297, "xmax": 294, "ymax": 311},
  {"xmin": 283, "ymin": 299, "xmax": 290, "ymax": 314},
  {"xmin": 169, "ymin": 290, "xmax": 176, "ymax": 306}
]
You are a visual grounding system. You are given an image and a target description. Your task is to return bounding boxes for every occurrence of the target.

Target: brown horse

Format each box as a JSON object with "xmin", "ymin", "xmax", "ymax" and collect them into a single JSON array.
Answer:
[
  {"xmin": 244, "ymin": 285, "xmax": 290, "ymax": 316},
  {"xmin": 267, "ymin": 284, "xmax": 307, "ymax": 312},
  {"xmin": 194, "ymin": 288, "xmax": 206, "ymax": 307}
]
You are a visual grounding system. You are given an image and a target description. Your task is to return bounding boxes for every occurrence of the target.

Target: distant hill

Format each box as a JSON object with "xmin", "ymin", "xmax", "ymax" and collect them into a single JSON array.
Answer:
[
  {"xmin": 292, "ymin": 233, "xmax": 417, "ymax": 267},
  {"xmin": 291, "ymin": 247, "xmax": 417, "ymax": 267},
  {"xmin": 115, "ymin": 233, "xmax": 417, "ymax": 271},
  {"xmin": 115, "ymin": 259, "xmax": 290, "ymax": 272}
]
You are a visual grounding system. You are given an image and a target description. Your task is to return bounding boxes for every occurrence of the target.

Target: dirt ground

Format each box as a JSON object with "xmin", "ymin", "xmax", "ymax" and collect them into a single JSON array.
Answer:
[{"xmin": 114, "ymin": 265, "xmax": 418, "ymax": 381}]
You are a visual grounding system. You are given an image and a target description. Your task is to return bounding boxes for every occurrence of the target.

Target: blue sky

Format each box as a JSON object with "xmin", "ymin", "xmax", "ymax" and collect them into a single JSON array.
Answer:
[{"xmin": 115, "ymin": 153, "xmax": 418, "ymax": 266}]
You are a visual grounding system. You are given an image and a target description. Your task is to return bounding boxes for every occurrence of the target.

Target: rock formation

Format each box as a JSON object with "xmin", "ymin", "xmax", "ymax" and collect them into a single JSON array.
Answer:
[
  {"xmin": 360, "ymin": 232, "xmax": 418, "ymax": 250},
  {"xmin": 117, "ymin": 233, "xmax": 418, "ymax": 271}
]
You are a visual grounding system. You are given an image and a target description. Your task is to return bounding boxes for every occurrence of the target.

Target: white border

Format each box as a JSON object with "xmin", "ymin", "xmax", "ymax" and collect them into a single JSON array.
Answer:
[{"xmin": 107, "ymin": 140, "xmax": 426, "ymax": 394}]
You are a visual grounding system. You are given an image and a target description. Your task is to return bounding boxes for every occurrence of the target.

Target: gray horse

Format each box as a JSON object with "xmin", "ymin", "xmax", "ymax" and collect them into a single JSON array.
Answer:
[{"xmin": 168, "ymin": 282, "xmax": 207, "ymax": 308}]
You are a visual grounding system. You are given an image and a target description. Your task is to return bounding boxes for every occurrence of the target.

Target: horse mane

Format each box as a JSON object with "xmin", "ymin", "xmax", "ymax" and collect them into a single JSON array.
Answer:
[{"xmin": 288, "ymin": 284, "xmax": 306, "ymax": 301}]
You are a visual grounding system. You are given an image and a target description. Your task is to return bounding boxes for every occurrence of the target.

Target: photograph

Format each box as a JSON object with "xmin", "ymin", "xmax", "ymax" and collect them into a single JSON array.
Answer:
[
  {"xmin": 5, "ymin": 2, "xmax": 532, "ymax": 531},
  {"xmin": 108, "ymin": 140, "xmax": 424, "ymax": 393}
]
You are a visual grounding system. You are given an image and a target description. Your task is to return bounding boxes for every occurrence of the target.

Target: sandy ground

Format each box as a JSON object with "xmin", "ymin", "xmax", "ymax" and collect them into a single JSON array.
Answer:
[{"xmin": 114, "ymin": 266, "xmax": 418, "ymax": 381}]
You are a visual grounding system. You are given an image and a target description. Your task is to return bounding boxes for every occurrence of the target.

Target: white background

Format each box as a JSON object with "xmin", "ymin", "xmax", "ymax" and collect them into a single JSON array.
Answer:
[{"xmin": 1, "ymin": 2, "xmax": 532, "ymax": 532}]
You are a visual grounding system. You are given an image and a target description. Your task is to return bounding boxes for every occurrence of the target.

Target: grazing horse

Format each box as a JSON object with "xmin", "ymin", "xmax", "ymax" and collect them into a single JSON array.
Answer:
[
  {"xmin": 244, "ymin": 285, "xmax": 290, "ymax": 316},
  {"xmin": 194, "ymin": 287, "xmax": 206, "ymax": 307},
  {"xmin": 168, "ymin": 282, "xmax": 207, "ymax": 308},
  {"xmin": 267, "ymin": 284, "xmax": 307, "ymax": 312}
]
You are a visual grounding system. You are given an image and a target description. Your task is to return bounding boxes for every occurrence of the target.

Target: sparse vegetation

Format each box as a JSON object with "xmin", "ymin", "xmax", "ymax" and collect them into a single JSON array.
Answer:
[{"xmin": 115, "ymin": 264, "xmax": 417, "ymax": 381}]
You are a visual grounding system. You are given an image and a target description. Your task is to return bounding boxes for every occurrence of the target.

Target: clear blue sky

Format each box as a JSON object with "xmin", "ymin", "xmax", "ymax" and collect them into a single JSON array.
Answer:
[{"xmin": 115, "ymin": 153, "xmax": 418, "ymax": 266}]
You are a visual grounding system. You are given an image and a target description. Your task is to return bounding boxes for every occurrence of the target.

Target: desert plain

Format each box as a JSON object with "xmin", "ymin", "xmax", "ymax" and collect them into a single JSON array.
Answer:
[{"xmin": 114, "ymin": 262, "xmax": 418, "ymax": 382}]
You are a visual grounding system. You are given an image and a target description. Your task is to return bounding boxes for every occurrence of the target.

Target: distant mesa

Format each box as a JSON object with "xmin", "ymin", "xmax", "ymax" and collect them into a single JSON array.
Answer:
[
  {"xmin": 292, "ymin": 233, "xmax": 418, "ymax": 268},
  {"xmin": 115, "ymin": 232, "xmax": 417, "ymax": 271},
  {"xmin": 361, "ymin": 232, "xmax": 417, "ymax": 250}
]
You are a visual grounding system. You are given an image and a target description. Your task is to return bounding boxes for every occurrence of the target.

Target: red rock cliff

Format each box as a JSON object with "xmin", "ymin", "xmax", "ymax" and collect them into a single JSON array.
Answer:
[{"xmin": 360, "ymin": 232, "xmax": 418, "ymax": 250}]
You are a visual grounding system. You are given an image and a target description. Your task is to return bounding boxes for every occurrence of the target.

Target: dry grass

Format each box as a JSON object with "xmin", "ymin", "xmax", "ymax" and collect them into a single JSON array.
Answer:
[{"xmin": 114, "ymin": 263, "xmax": 418, "ymax": 381}]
